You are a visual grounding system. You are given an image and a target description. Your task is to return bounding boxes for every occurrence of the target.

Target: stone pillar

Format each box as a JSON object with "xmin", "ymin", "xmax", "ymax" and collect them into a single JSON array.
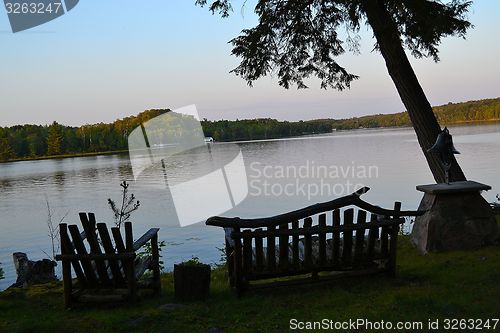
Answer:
[{"xmin": 411, "ymin": 181, "xmax": 499, "ymax": 254}]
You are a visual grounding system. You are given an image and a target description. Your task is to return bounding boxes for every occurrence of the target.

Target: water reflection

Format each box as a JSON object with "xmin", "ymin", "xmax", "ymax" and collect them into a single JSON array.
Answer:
[{"xmin": 52, "ymin": 171, "xmax": 65, "ymax": 188}]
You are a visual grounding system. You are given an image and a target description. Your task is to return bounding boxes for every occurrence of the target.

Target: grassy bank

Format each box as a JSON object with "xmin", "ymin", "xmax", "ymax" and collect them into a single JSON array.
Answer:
[{"xmin": 0, "ymin": 236, "xmax": 499, "ymax": 333}]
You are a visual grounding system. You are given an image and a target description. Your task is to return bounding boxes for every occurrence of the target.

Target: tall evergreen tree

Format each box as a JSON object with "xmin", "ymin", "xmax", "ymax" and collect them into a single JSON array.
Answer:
[
  {"xmin": 196, "ymin": 0, "xmax": 472, "ymax": 183},
  {"xmin": 47, "ymin": 121, "xmax": 63, "ymax": 156},
  {"xmin": 0, "ymin": 136, "xmax": 16, "ymax": 161}
]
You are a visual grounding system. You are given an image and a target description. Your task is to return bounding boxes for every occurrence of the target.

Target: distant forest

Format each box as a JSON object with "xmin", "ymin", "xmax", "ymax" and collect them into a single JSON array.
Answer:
[{"xmin": 0, "ymin": 97, "xmax": 499, "ymax": 162}]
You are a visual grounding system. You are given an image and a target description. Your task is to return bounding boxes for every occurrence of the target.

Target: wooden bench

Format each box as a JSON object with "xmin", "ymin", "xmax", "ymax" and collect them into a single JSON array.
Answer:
[
  {"xmin": 55, "ymin": 212, "xmax": 161, "ymax": 307},
  {"xmin": 206, "ymin": 187, "xmax": 422, "ymax": 295}
]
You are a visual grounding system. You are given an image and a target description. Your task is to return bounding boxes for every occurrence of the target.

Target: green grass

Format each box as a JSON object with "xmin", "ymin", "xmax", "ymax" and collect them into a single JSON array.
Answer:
[{"xmin": 0, "ymin": 236, "xmax": 499, "ymax": 333}]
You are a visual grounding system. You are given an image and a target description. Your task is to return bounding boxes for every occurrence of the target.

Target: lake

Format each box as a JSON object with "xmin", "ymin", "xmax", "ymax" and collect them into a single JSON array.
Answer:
[{"xmin": 1, "ymin": 123, "xmax": 499, "ymax": 289}]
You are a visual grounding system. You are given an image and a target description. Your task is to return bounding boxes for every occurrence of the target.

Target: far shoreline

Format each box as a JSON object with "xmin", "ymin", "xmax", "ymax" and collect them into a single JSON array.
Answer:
[
  {"xmin": 0, "ymin": 149, "xmax": 129, "ymax": 164},
  {"xmin": 2, "ymin": 119, "xmax": 499, "ymax": 164}
]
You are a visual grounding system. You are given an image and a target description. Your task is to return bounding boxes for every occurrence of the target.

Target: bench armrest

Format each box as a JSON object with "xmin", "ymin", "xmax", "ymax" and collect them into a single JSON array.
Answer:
[
  {"xmin": 133, "ymin": 228, "xmax": 160, "ymax": 251},
  {"xmin": 56, "ymin": 253, "xmax": 135, "ymax": 261}
]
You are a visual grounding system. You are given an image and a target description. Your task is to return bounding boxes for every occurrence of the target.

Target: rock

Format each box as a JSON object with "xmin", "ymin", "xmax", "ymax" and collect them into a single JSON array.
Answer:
[
  {"xmin": 9, "ymin": 252, "xmax": 57, "ymax": 288},
  {"xmin": 158, "ymin": 303, "xmax": 186, "ymax": 311},
  {"xmin": 208, "ymin": 328, "xmax": 224, "ymax": 333}
]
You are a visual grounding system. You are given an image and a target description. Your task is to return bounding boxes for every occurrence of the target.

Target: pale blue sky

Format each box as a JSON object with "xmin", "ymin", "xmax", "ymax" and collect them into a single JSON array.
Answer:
[{"xmin": 0, "ymin": 0, "xmax": 499, "ymax": 126}]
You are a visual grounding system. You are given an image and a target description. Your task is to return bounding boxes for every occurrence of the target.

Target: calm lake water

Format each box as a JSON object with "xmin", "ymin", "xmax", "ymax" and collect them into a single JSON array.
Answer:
[{"xmin": 1, "ymin": 123, "xmax": 499, "ymax": 289}]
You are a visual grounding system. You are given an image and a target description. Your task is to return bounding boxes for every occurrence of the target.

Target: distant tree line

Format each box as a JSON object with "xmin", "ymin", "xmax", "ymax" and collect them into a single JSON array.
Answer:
[
  {"xmin": 0, "ymin": 98, "xmax": 498, "ymax": 162},
  {"xmin": 201, "ymin": 118, "xmax": 332, "ymax": 141},
  {"xmin": 332, "ymin": 98, "xmax": 500, "ymax": 130},
  {"xmin": 0, "ymin": 109, "xmax": 167, "ymax": 161}
]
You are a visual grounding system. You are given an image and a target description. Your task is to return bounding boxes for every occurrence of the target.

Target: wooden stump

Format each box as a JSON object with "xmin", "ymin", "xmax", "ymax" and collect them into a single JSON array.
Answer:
[
  {"xmin": 10, "ymin": 252, "xmax": 57, "ymax": 288},
  {"xmin": 174, "ymin": 263, "xmax": 211, "ymax": 301}
]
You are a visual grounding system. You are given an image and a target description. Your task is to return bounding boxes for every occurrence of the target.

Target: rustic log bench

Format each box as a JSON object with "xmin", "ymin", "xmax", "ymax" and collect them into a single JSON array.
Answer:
[
  {"xmin": 206, "ymin": 187, "xmax": 422, "ymax": 295},
  {"xmin": 55, "ymin": 213, "xmax": 161, "ymax": 307}
]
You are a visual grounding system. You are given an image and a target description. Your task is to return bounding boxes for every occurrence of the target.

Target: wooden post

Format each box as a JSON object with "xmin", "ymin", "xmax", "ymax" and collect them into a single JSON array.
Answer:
[
  {"xmin": 354, "ymin": 210, "xmax": 367, "ymax": 267},
  {"xmin": 223, "ymin": 230, "xmax": 235, "ymax": 287},
  {"xmin": 332, "ymin": 210, "xmax": 341, "ymax": 266},
  {"xmin": 59, "ymin": 223, "xmax": 72, "ymax": 308},
  {"xmin": 387, "ymin": 202, "xmax": 401, "ymax": 276},
  {"xmin": 278, "ymin": 223, "xmax": 289, "ymax": 270},
  {"xmin": 342, "ymin": 209, "xmax": 354, "ymax": 266},
  {"xmin": 266, "ymin": 225, "xmax": 276, "ymax": 271},
  {"xmin": 367, "ymin": 214, "xmax": 379, "ymax": 262},
  {"xmin": 254, "ymin": 229, "xmax": 264, "ymax": 272},
  {"xmin": 232, "ymin": 227, "xmax": 244, "ymax": 295},
  {"xmin": 318, "ymin": 214, "xmax": 327, "ymax": 267},
  {"xmin": 124, "ymin": 222, "xmax": 136, "ymax": 300},
  {"xmin": 151, "ymin": 232, "xmax": 161, "ymax": 294},
  {"xmin": 303, "ymin": 217, "xmax": 313, "ymax": 268},
  {"xmin": 291, "ymin": 221, "xmax": 300, "ymax": 269},
  {"xmin": 242, "ymin": 230, "xmax": 253, "ymax": 276}
]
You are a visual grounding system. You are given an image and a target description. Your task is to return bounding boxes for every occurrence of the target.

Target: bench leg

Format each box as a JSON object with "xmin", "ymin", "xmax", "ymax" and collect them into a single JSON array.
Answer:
[
  {"xmin": 62, "ymin": 260, "xmax": 72, "ymax": 308},
  {"xmin": 126, "ymin": 258, "xmax": 137, "ymax": 300},
  {"xmin": 386, "ymin": 224, "xmax": 399, "ymax": 277}
]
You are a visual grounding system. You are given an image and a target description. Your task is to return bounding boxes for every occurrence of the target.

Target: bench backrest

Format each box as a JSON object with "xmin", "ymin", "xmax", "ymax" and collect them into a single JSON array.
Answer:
[{"xmin": 207, "ymin": 188, "xmax": 420, "ymax": 278}]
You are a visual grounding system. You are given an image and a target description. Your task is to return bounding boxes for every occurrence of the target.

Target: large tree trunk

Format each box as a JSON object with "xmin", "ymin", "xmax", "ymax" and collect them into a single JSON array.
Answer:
[{"xmin": 362, "ymin": 0, "xmax": 466, "ymax": 183}]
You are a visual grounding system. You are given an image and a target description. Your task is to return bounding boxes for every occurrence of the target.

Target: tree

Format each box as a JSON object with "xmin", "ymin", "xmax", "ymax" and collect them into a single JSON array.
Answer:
[
  {"xmin": 47, "ymin": 121, "xmax": 63, "ymax": 156},
  {"xmin": 196, "ymin": 0, "xmax": 472, "ymax": 183},
  {"xmin": 0, "ymin": 128, "xmax": 16, "ymax": 161},
  {"xmin": 108, "ymin": 181, "xmax": 140, "ymax": 228}
]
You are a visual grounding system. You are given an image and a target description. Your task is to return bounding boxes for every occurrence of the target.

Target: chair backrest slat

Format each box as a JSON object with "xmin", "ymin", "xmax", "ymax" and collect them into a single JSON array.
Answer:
[
  {"xmin": 97, "ymin": 223, "xmax": 125, "ymax": 284},
  {"xmin": 60, "ymin": 223, "xmax": 88, "ymax": 286},
  {"xmin": 111, "ymin": 226, "xmax": 128, "ymax": 277},
  {"xmin": 79, "ymin": 213, "xmax": 111, "ymax": 285},
  {"xmin": 111, "ymin": 227, "xmax": 126, "ymax": 253},
  {"xmin": 124, "ymin": 222, "xmax": 133, "ymax": 251},
  {"xmin": 68, "ymin": 224, "xmax": 97, "ymax": 286}
]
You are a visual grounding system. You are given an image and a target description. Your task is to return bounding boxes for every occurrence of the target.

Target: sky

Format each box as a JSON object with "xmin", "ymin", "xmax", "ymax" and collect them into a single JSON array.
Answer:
[{"xmin": 0, "ymin": 0, "xmax": 499, "ymax": 127}]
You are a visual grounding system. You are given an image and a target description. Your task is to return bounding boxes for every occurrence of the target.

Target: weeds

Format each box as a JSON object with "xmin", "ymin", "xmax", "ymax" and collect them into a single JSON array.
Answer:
[
  {"xmin": 137, "ymin": 240, "xmax": 166, "ymax": 271},
  {"xmin": 212, "ymin": 244, "xmax": 227, "ymax": 268},
  {"xmin": 43, "ymin": 198, "xmax": 68, "ymax": 260}
]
